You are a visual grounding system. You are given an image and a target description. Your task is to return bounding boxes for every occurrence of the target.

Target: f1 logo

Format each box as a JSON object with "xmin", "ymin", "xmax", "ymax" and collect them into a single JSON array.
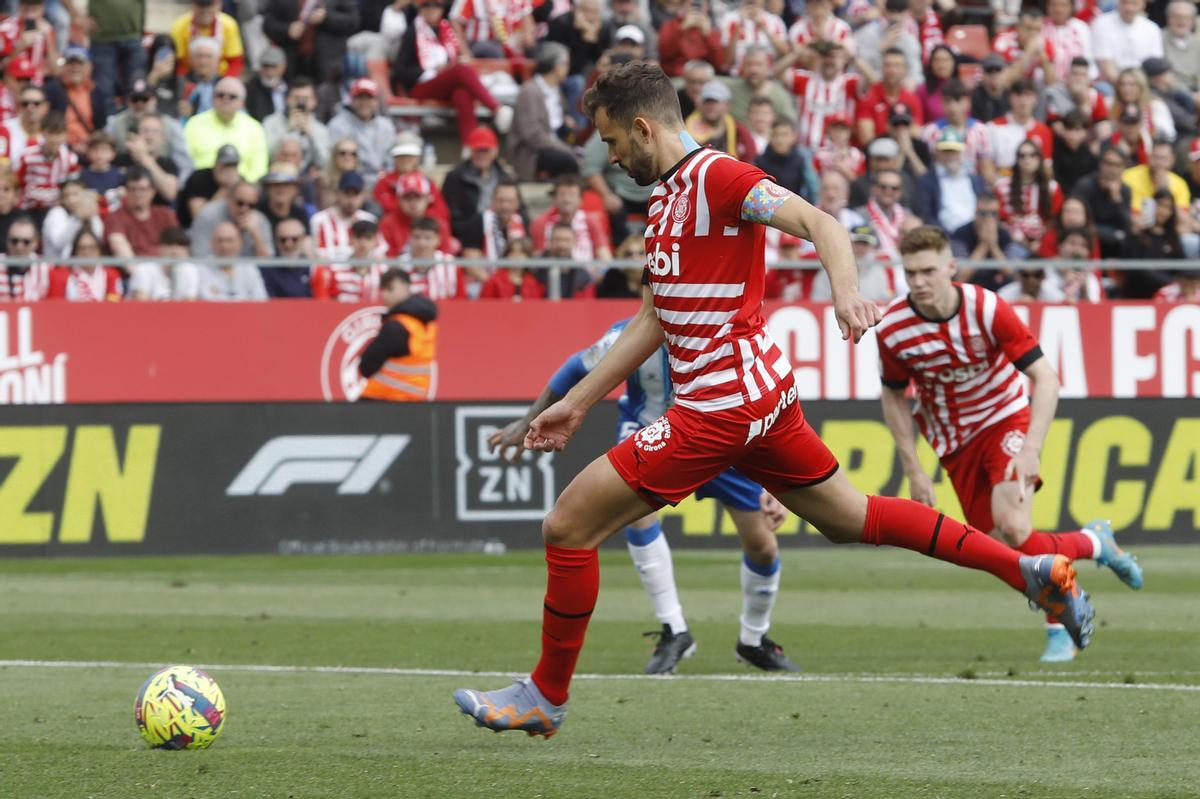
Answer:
[{"xmin": 226, "ymin": 435, "xmax": 410, "ymax": 496}]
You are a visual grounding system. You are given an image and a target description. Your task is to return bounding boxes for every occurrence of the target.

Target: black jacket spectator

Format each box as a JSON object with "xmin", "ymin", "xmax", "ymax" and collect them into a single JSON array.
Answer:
[
  {"xmin": 263, "ymin": 0, "xmax": 361, "ymax": 83},
  {"xmin": 1052, "ymin": 134, "xmax": 1098, "ymax": 196},
  {"xmin": 1072, "ymin": 174, "xmax": 1133, "ymax": 260},
  {"xmin": 754, "ymin": 144, "xmax": 815, "ymax": 202},
  {"xmin": 359, "ymin": 294, "xmax": 438, "ymax": 378},
  {"xmin": 442, "ymin": 160, "xmax": 519, "ymax": 238},
  {"xmin": 546, "ymin": 9, "xmax": 613, "ymax": 77},
  {"xmin": 245, "ymin": 74, "xmax": 282, "ymax": 122}
]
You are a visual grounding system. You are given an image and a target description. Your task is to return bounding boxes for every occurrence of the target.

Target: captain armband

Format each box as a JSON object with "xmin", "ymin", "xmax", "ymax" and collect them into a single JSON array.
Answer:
[{"xmin": 740, "ymin": 179, "xmax": 794, "ymax": 224}]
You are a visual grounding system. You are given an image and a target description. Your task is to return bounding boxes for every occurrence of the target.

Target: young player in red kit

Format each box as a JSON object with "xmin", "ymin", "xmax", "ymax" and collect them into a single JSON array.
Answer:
[
  {"xmin": 453, "ymin": 61, "xmax": 1094, "ymax": 738},
  {"xmin": 879, "ymin": 226, "xmax": 1143, "ymax": 663}
]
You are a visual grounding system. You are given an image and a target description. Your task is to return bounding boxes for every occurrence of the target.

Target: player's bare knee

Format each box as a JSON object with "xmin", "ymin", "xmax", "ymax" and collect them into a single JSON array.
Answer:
[
  {"xmin": 542, "ymin": 508, "xmax": 581, "ymax": 547},
  {"xmin": 994, "ymin": 517, "xmax": 1031, "ymax": 548},
  {"xmin": 742, "ymin": 532, "xmax": 777, "ymax": 564}
]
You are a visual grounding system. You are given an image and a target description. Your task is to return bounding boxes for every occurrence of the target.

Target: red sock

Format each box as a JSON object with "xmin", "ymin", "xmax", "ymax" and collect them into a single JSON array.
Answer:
[
  {"xmin": 861, "ymin": 495, "xmax": 1025, "ymax": 591},
  {"xmin": 529, "ymin": 544, "xmax": 600, "ymax": 706},
  {"xmin": 1018, "ymin": 530, "xmax": 1096, "ymax": 561}
]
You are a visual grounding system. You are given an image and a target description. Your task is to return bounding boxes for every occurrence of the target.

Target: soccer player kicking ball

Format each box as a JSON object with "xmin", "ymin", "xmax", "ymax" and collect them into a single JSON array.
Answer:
[
  {"xmin": 453, "ymin": 61, "xmax": 1094, "ymax": 738},
  {"xmin": 488, "ymin": 316, "xmax": 801, "ymax": 675},
  {"xmin": 878, "ymin": 226, "xmax": 1143, "ymax": 663}
]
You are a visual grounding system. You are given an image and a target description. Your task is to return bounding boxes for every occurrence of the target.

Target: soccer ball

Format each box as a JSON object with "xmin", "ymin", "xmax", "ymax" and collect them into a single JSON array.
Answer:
[{"xmin": 134, "ymin": 665, "xmax": 227, "ymax": 750}]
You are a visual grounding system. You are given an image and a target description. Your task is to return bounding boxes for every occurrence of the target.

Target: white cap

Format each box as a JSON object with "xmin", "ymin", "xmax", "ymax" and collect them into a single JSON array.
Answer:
[{"xmin": 615, "ymin": 24, "xmax": 645, "ymax": 45}]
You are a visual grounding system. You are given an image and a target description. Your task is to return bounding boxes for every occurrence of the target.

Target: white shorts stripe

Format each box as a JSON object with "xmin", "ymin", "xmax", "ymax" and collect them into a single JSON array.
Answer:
[{"xmin": 675, "ymin": 392, "xmax": 745, "ymax": 412}]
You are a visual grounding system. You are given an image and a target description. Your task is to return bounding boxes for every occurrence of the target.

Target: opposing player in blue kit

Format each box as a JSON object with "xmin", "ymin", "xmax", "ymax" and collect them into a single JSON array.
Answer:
[{"xmin": 488, "ymin": 317, "xmax": 801, "ymax": 674}]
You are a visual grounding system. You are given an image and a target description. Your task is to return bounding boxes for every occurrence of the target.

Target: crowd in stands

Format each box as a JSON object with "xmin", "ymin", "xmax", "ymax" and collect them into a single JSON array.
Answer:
[{"xmin": 0, "ymin": 0, "xmax": 1198, "ymax": 304}]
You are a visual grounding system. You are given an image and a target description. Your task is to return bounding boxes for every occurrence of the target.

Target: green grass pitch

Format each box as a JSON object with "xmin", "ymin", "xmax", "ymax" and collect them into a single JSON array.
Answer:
[{"xmin": 1, "ymin": 545, "xmax": 1198, "ymax": 799}]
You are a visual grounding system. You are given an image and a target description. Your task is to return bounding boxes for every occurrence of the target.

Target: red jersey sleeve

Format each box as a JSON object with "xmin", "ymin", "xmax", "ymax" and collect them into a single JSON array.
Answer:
[
  {"xmin": 311, "ymin": 265, "xmax": 334, "ymax": 299},
  {"xmin": 990, "ymin": 293, "xmax": 1042, "ymax": 369},
  {"xmin": 877, "ymin": 336, "xmax": 912, "ymax": 388},
  {"xmin": 703, "ymin": 153, "xmax": 770, "ymax": 227}
]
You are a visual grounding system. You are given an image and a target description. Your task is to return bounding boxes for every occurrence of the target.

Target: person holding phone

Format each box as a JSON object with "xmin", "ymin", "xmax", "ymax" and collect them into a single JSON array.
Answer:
[
  {"xmin": 0, "ymin": 0, "xmax": 60, "ymax": 82},
  {"xmin": 657, "ymin": 0, "xmax": 723, "ymax": 77},
  {"xmin": 74, "ymin": 0, "xmax": 148, "ymax": 115}
]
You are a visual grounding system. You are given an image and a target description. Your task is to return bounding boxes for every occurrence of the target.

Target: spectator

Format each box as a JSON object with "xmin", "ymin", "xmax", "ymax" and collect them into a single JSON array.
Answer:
[
  {"xmin": 1183, "ymin": 137, "xmax": 1200, "ymax": 201},
  {"xmin": 393, "ymin": 0, "xmax": 510, "ymax": 146},
  {"xmin": 258, "ymin": 162, "xmax": 310, "ymax": 231},
  {"xmin": 753, "ymin": 117, "xmax": 820, "ymax": 200},
  {"xmin": 1, "ymin": 85, "xmax": 47, "ymax": 169},
  {"xmin": 1111, "ymin": 100, "xmax": 1152, "ymax": 164},
  {"xmin": 887, "ymin": 103, "xmax": 931, "ymax": 179},
  {"xmin": 244, "ymin": 46, "xmax": 288, "ymax": 122},
  {"xmin": 1037, "ymin": 195, "xmax": 1102, "ymax": 258},
  {"xmin": 1163, "ymin": 0, "xmax": 1200, "ymax": 93},
  {"xmin": 191, "ymin": 178, "xmax": 273, "ymax": 258},
  {"xmin": 46, "ymin": 227, "xmax": 122, "ymax": 301},
  {"xmin": 718, "ymin": 0, "xmax": 788, "ymax": 75},
  {"xmin": 449, "ymin": 0, "xmax": 536, "ymax": 59},
  {"xmin": 115, "ymin": 113, "xmax": 182, "ymax": 203},
  {"xmin": 326, "ymin": 79, "xmax": 395, "ymax": 187},
  {"xmin": 1045, "ymin": 57, "xmax": 1112, "ymax": 142},
  {"xmin": 685, "ymin": 79, "xmax": 757, "ymax": 161},
  {"xmin": 442, "ymin": 127, "xmax": 517, "ymax": 238},
  {"xmin": 1093, "ymin": 0, "xmax": 1164, "ymax": 85},
  {"xmin": 0, "ymin": 58, "xmax": 37, "ymax": 124},
  {"xmin": 729, "ymin": 45, "xmax": 796, "ymax": 127},
  {"xmin": 402, "ymin": 216, "xmax": 465, "ymax": 299},
  {"xmin": 1073, "ymin": 144, "xmax": 1134, "ymax": 259},
  {"xmin": 17, "ymin": 110, "xmax": 77, "ymax": 226},
  {"xmin": 813, "ymin": 115, "xmax": 865, "ymax": 183},
  {"xmin": 263, "ymin": 0, "xmax": 359, "ymax": 83},
  {"xmin": 480, "ymin": 236, "xmax": 546, "ymax": 300},
  {"xmin": 1154, "ymin": 268, "xmax": 1200, "ymax": 301},
  {"xmin": 816, "ymin": 169, "xmax": 864, "ymax": 229},
  {"xmin": 950, "ymin": 192, "xmax": 1022, "ymax": 271},
  {"xmin": 0, "ymin": 215, "xmax": 50, "ymax": 300},
  {"xmin": 1124, "ymin": 138, "xmax": 1190, "ymax": 218},
  {"xmin": 677, "ymin": 59, "xmax": 714, "ymax": 120},
  {"xmin": 184, "ymin": 76, "xmax": 269, "ymax": 181},
  {"xmin": 170, "ymin": 0, "xmax": 245, "ymax": 78},
  {"xmin": 178, "ymin": 143, "xmax": 241, "ymax": 228},
  {"xmin": 787, "ymin": 0, "xmax": 854, "ymax": 68},
  {"xmin": 593, "ymin": 233, "xmax": 644, "ymax": 299},
  {"xmin": 994, "ymin": 140, "xmax": 1064, "ymax": 255},
  {"xmin": 917, "ymin": 44, "xmax": 959, "ymax": 122},
  {"xmin": 988, "ymin": 78, "xmax": 1053, "ymax": 174},
  {"xmin": 41, "ymin": 177, "xmax": 102, "ymax": 260},
  {"xmin": 546, "ymin": 0, "xmax": 613, "ymax": 126},
  {"xmin": 776, "ymin": 39, "xmax": 864, "ymax": 154},
  {"xmin": 1044, "ymin": 0, "xmax": 1097, "ymax": 82},
  {"xmin": 1143, "ymin": 56, "xmax": 1196, "ymax": 137},
  {"xmin": 855, "ymin": 168, "xmax": 914, "ymax": 261},
  {"xmin": 994, "ymin": 6, "xmax": 1057, "ymax": 87},
  {"xmin": 79, "ymin": 131, "xmax": 124, "ymax": 206},
  {"xmin": 458, "ymin": 178, "xmax": 528, "ymax": 261},
  {"xmin": 263, "ymin": 217, "xmax": 312, "ymax": 298},
  {"xmin": 82, "ymin": 0, "xmax": 147, "ymax": 115},
  {"xmin": 811, "ymin": 225, "xmax": 897, "ymax": 301},
  {"xmin": 540, "ymin": 220, "xmax": 592, "ymax": 298},
  {"xmin": 43, "ymin": 46, "xmax": 106, "ymax": 154},
  {"xmin": 970, "ymin": 55, "xmax": 1011, "ymax": 125},
  {"xmin": 745, "ymin": 96, "xmax": 775, "ymax": 158},
  {"xmin": 375, "ymin": 132, "xmax": 453, "ymax": 230},
  {"xmin": 854, "ymin": 0, "xmax": 922, "ymax": 87},
  {"xmin": 177, "ymin": 36, "xmax": 222, "ymax": 117},
  {"xmin": 263, "ymin": 76, "xmax": 330, "ymax": 173},
  {"xmin": 1123, "ymin": 188, "xmax": 1181, "ymax": 296},
  {"xmin": 916, "ymin": 128, "xmax": 989, "ymax": 233},
  {"xmin": 312, "ymin": 218, "xmax": 388, "ymax": 301},
  {"xmin": 106, "ymin": 80, "xmax": 193, "ymax": 179},
  {"xmin": 507, "ymin": 42, "xmax": 577, "ymax": 181},
  {"xmin": 312, "ymin": 170, "xmax": 377, "ymax": 260},
  {"xmin": 0, "ymin": 0, "xmax": 59, "ymax": 84},
  {"xmin": 849, "ymin": 137, "xmax": 917, "ymax": 209},
  {"xmin": 321, "ymin": 136, "xmax": 362, "ymax": 210},
  {"xmin": 143, "ymin": 36, "xmax": 183, "ymax": 115},
  {"xmin": 196, "ymin": 220, "xmax": 269, "ymax": 301},
  {"xmin": 1052, "ymin": 110, "xmax": 1100, "ymax": 195},
  {"xmin": 921, "ymin": 79, "xmax": 994, "ymax": 183},
  {"xmin": 610, "ymin": 0, "xmax": 657, "ymax": 59},
  {"xmin": 105, "ymin": 167, "xmax": 180, "ymax": 259},
  {"xmin": 657, "ymin": 0, "xmax": 723, "ymax": 77},
  {"xmin": 346, "ymin": 0, "xmax": 411, "ymax": 68},
  {"xmin": 530, "ymin": 175, "xmax": 612, "ymax": 265},
  {"xmin": 908, "ymin": 0, "xmax": 945, "ymax": 64},
  {"xmin": 357, "ymin": 268, "xmax": 438, "ymax": 402},
  {"xmin": 1056, "ymin": 227, "xmax": 1106, "ymax": 303},
  {"xmin": 128, "ymin": 226, "xmax": 196, "ymax": 300},
  {"xmin": 272, "ymin": 134, "xmax": 320, "ymax": 208},
  {"xmin": 0, "ymin": 171, "xmax": 20, "ymax": 247},
  {"xmin": 857, "ymin": 47, "xmax": 922, "ymax": 146},
  {"xmin": 997, "ymin": 267, "xmax": 1067, "ymax": 302},
  {"xmin": 380, "ymin": 172, "xmax": 453, "ymax": 255}
]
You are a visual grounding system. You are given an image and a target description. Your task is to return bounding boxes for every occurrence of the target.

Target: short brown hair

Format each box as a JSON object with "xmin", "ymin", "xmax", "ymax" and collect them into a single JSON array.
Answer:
[
  {"xmin": 898, "ymin": 225, "xmax": 951, "ymax": 256},
  {"xmin": 582, "ymin": 60, "xmax": 681, "ymax": 127}
]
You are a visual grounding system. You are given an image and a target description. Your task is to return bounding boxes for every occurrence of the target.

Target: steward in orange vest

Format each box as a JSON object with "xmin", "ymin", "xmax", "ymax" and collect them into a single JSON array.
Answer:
[{"xmin": 358, "ymin": 269, "xmax": 438, "ymax": 401}]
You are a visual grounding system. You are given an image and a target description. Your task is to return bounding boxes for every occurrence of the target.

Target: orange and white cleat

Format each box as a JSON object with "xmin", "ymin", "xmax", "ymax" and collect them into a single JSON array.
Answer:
[
  {"xmin": 1019, "ymin": 554, "xmax": 1096, "ymax": 650},
  {"xmin": 453, "ymin": 677, "xmax": 567, "ymax": 738}
]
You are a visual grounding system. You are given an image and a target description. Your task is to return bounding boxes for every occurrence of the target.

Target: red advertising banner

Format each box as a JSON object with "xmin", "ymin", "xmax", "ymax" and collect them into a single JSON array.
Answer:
[{"xmin": 2, "ymin": 300, "xmax": 1198, "ymax": 403}]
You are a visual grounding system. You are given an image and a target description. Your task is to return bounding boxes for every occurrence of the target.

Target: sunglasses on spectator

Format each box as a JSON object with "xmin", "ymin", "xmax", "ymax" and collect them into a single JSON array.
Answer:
[
  {"xmin": 130, "ymin": 94, "xmax": 151, "ymax": 103},
  {"xmin": 277, "ymin": 235, "xmax": 302, "ymax": 243},
  {"xmin": 1020, "ymin": 271, "xmax": 1046, "ymax": 279},
  {"xmin": 232, "ymin": 198, "xmax": 254, "ymax": 207},
  {"xmin": 215, "ymin": 92, "xmax": 242, "ymax": 100},
  {"xmin": 875, "ymin": 183, "xmax": 902, "ymax": 191},
  {"xmin": 7, "ymin": 237, "xmax": 33, "ymax": 245},
  {"xmin": 1018, "ymin": 151, "xmax": 1040, "ymax": 159}
]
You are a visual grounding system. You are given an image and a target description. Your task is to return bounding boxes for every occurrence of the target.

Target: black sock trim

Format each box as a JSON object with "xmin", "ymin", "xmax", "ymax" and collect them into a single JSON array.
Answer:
[
  {"xmin": 544, "ymin": 602, "xmax": 594, "ymax": 620},
  {"xmin": 926, "ymin": 513, "xmax": 945, "ymax": 556}
]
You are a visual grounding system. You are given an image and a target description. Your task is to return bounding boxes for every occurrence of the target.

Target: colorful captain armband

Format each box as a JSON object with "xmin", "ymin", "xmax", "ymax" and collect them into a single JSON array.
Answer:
[{"xmin": 740, "ymin": 179, "xmax": 794, "ymax": 224}]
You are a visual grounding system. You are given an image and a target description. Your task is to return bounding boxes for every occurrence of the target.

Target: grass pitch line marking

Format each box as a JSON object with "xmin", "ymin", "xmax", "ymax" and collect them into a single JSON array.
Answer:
[{"xmin": 3, "ymin": 659, "xmax": 1199, "ymax": 694}]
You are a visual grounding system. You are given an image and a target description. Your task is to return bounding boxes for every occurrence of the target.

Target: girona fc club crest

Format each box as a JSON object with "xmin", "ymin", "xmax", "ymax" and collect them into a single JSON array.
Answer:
[
  {"xmin": 672, "ymin": 194, "xmax": 691, "ymax": 223},
  {"xmin": 1001, "ymin": 429, "xmax": 1026, "ymax": 457},
  {"xmin": 968, "ymin": 335, "xmax": 988, "ymax": 356},
  {"xmin": 635, "ymin": 417, "xmax": 672, "ymax": 452},
  {"xmin": 321, "ymin": 307, "xmax": 383, "ymax": 400}
]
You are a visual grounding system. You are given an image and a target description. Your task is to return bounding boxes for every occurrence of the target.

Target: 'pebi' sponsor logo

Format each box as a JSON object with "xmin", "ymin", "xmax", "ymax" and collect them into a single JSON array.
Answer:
[
  {"xmin": 0, "ymin": 307, "xmax": 67, "ymax": 404},
  {"xmin": 635, "ymin": 416, "xmax": 672, "ymax": 452},
  {"xmin": 935, "ymin": 361, "xmax": 990, "ymax": 384},
  {"xmin": 646, "ymin": 242, "xmax": 681, "ymax": 277},
  {"xmin": 321, "ymin": 307, "xmax": 383, "ymax": 401},
  {"xmin": 1001, "ymin": 429, "xmax": 1026, "ymax": 457}
]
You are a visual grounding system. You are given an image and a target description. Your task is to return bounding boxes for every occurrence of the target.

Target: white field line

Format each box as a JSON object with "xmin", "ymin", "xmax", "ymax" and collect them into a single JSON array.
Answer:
[{"xmin": 2, "ymin": 659, "xmax": 1199, "ymax": 694}]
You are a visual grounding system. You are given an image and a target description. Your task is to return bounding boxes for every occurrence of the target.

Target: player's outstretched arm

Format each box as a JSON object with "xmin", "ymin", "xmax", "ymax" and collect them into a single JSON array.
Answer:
[
  {"xmin": 526, "ymin": 287, "xmax": 665, "ymax": 452},
  {"xmin": 880, "ymin": 384, "xmax": 936, "ymax": 506},
  {"xmin": 741, "ymin": 181, "xmax": 882, "ymax": 341},
  {"xmin": 1006, "ymin": 356, "xmax": 1060, "ymax": 498}
]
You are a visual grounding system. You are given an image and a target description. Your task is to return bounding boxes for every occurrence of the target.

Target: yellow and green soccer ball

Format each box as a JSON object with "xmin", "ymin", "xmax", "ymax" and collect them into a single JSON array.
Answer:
[{"xmin": 134, "ymin": 665, "xmax": 227, "ymax": 750}]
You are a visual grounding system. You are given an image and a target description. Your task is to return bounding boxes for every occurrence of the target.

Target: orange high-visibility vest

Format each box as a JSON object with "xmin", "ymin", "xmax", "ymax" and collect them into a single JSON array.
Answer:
[{"xmin": 361, "ymin": 313, "xmax": 437, "ymax": 402}]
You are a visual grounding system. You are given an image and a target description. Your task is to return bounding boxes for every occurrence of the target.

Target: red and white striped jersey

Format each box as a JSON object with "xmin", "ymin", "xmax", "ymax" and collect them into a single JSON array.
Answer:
[
  {"xmin": 915, "ymin": 8, "xmax": 945, "ymax": 63},
  {"xmin": 310, "ymin": 207, "xmax": 379, "ymax": 260},
  {"xmin": 1154, "ymin": 281, "xmax": 1200, "ymax": 303},
  {"xmin": 17, "ymin": 141, "xmax": 80, "ymax": 210},
  {"xmin": 787, "ymin": 15, "xmax": 855, "ymax": 53},
  {"xmin": 47, "ymin": 265, "xmax": 124, "ymax": 301},
  {"xmin": 312, "ymin": 263, "xmax": 388, "ymax": 302},
  {"xmin": 0, "ymin": 20, "xmax": 55, "ymax": 81},
  {"xmin": 877, "ymin": 283, "xmax": 1041, "ymax": 456},
  {"xmin": 993, "ymin": 176, "xmax": 1063, "ymax": 244},
  {"xmin": 402, "ymin": 251, "xmax": 465, "ymax": 300},
  {"xmin": 812, "ymin": 144, "xmax": 865, "ymax": 179},
  {"xmin": 643, "ymin": 148, "xmax": 791, "ymax": 413},
  {"xmin": 787, "ymin": 70, "xmax": 860, "ymax": 151},
  {"xmin": 720, "ymin": 10, "xmax": 787, "ymax": 74},
  {"xmin": 1042, "ymin": 18, "xmax": 1095, "ymax": 81},
  {"xmin": 920, "ymin": 119, "xmax": 993, "ymax": 172},
  {"xmin": 0, "ymin": 263, "xmax": 51, "ymax": 301},
  {"xmin": 861, "ymin": 199, "xmax": 909, "ymax": 261},
  {"xmin": 449, "ymin": 0, "xmax": 531, "ymax": 47},
  {"xmin": 993, "ymin": 29, "xmax": 1056, "ymax": 83}
]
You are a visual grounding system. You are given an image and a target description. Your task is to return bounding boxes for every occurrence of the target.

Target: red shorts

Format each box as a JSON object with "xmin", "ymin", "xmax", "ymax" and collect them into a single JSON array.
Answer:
[
  {"xmin": 606, "ymin": 380, "xmax": 840, "ymax": 508},
  {"xmin": 941, "ymin": 409, "xmax": 1036, "ymax": 533}
]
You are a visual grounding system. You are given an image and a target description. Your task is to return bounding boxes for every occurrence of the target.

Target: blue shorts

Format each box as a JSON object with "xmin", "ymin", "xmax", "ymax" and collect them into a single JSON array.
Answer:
[{"xmin": 617, "ymin": 414, "xmax": 763, "ymax": 512}]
